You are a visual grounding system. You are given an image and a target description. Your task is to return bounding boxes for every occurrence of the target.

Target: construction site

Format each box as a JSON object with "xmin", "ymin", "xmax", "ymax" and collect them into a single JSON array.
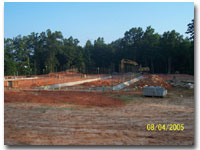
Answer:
[
  {"xmin": 4, "ymin": 60, "xmax": 194, "ymax": 145},
  {"xmin": 4, "ymin": 3, "xmax": 194, "ymax": 145}
]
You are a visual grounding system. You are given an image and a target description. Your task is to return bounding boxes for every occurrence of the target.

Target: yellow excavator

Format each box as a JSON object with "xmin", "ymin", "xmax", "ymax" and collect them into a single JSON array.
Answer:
[{"xmin": 120, "ymin": 59, "xmax": 150, "ymax": 73}]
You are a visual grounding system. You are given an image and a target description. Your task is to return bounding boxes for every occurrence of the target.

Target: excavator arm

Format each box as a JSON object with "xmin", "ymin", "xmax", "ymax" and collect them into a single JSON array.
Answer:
[
  {"xmin": 120, "ymin": 59, "xmax": 150, "ymax": 73},
  {"xmin": 120, "ymin": 59, "xmax": 138, "ymax": 73}
]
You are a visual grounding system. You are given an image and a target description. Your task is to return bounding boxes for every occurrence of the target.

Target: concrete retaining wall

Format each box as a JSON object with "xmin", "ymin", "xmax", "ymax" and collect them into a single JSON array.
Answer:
[{"xmin": 112, "ymin": 76, "xmax": 144, "ymax": 91}]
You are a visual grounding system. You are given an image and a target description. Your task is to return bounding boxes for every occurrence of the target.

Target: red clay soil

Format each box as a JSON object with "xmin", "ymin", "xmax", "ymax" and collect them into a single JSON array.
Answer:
[
  {"xmin": 82, "ymin": 75, "xmax": 136, "ymax": 87},
  {"xmin": 82, "ymin": 79, "xmax": 123, "ymax": 87},
  {"xmin": 129, "ymin": 74, "xmax": 172, "ymax": 90},
  {"xmin": 4, "ymin": 90, "xmax": 124, "ymax": 107}
]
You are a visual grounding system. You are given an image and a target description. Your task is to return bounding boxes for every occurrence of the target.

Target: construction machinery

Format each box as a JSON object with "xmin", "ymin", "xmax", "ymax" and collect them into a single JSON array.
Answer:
[
  {"xmin": 138, "ymin": 65, "xmax": 150, "ymax": 73},
  {"xmin": 120, "ymin": 59, "xmax": 138, "ymax": 73},
  {"xmin": 120, "ymin": 59, "xmax": 150, "ymax": 73}
]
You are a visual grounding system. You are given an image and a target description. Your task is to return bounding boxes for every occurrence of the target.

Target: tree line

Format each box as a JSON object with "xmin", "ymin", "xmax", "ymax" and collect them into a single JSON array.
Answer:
[{"xmin": 4, "ymin": 20, "xmax": 194, "ymax": 76}]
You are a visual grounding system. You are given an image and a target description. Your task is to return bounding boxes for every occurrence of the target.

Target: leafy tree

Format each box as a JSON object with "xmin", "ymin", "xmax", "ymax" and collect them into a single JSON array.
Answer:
[
  {"xmin": 83, "ymin": 40, "xmax": 95, "ymax": 73},
  {"xmin": 160, "ymin": 30, "xmax": 183, "ymax": 73},
  {"xmin": 186, "ymin": 19, "xmax": 194, "ymax": 41},
  {"xmin": 91, "ymin": 37, "xmax": 114, "ymax": 73},
  {"xmin": 4, "ymin": 38, "xmax": 17, "ymax": 75},
  {"xmin": 141, "ymin": 26, "xmax": 160, "ymax": 73},
  {"xmin": 123, "ymin": 27, "xmax": 144, "ymax": 61},
  {"xmin": 4, "ymin": 24, "xmax": 194, "ymax": 76},
  {"xmin": 45, "ymin": 29, "xmax": 63, "ymax": 73},
  {"xmin": 12, "ymin": 35, "xmax": 33, "ymax": 75},
  {"xmin": 186, "ymin": 19, "xmax": 194, "ymax": 75}
]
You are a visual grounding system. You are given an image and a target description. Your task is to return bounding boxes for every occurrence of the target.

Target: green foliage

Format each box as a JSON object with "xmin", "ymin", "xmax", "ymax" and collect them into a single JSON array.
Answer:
[
  {"xmin": 186, "ymin": 19, "xmax": 194, "ymax": 41},
  {"xmin": 4, "ymin": 21, "xmax": 194, "ymax": 76},
  {"xmin": 4, "ymin": 39, "xmax": 17, "ymax": 75}
]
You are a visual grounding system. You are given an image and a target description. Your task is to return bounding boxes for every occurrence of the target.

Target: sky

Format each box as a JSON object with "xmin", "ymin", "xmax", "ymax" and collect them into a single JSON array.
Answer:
[{"xmin": 4, "ymin": 2, "xmax": 194, "ymax": 46}]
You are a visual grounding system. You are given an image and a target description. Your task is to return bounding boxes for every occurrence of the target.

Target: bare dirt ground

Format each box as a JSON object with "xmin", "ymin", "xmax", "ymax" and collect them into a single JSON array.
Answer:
[
  {"xmin": 4, "ymin": 90, "xmax": 124, "ymax": 107},
  {"xmin": 4, "ymin": 87, "xmax": 194, "ymax": 145}
]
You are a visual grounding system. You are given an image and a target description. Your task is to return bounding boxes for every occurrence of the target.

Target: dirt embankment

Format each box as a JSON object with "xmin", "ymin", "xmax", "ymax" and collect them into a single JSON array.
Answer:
[{"xmin": 4, "ymin": 90, "xmax": 124, "ymax": 107}]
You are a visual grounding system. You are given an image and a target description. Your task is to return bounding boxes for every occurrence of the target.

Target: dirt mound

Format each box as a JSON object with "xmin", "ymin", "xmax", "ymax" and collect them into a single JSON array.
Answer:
[
  {"xmin": 129, "ymin": 75, "xmax": 172, "ymax": 90},
  {"xmin": 4, "ymin": 91, "xmax": 124, "ymax": 107}
]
